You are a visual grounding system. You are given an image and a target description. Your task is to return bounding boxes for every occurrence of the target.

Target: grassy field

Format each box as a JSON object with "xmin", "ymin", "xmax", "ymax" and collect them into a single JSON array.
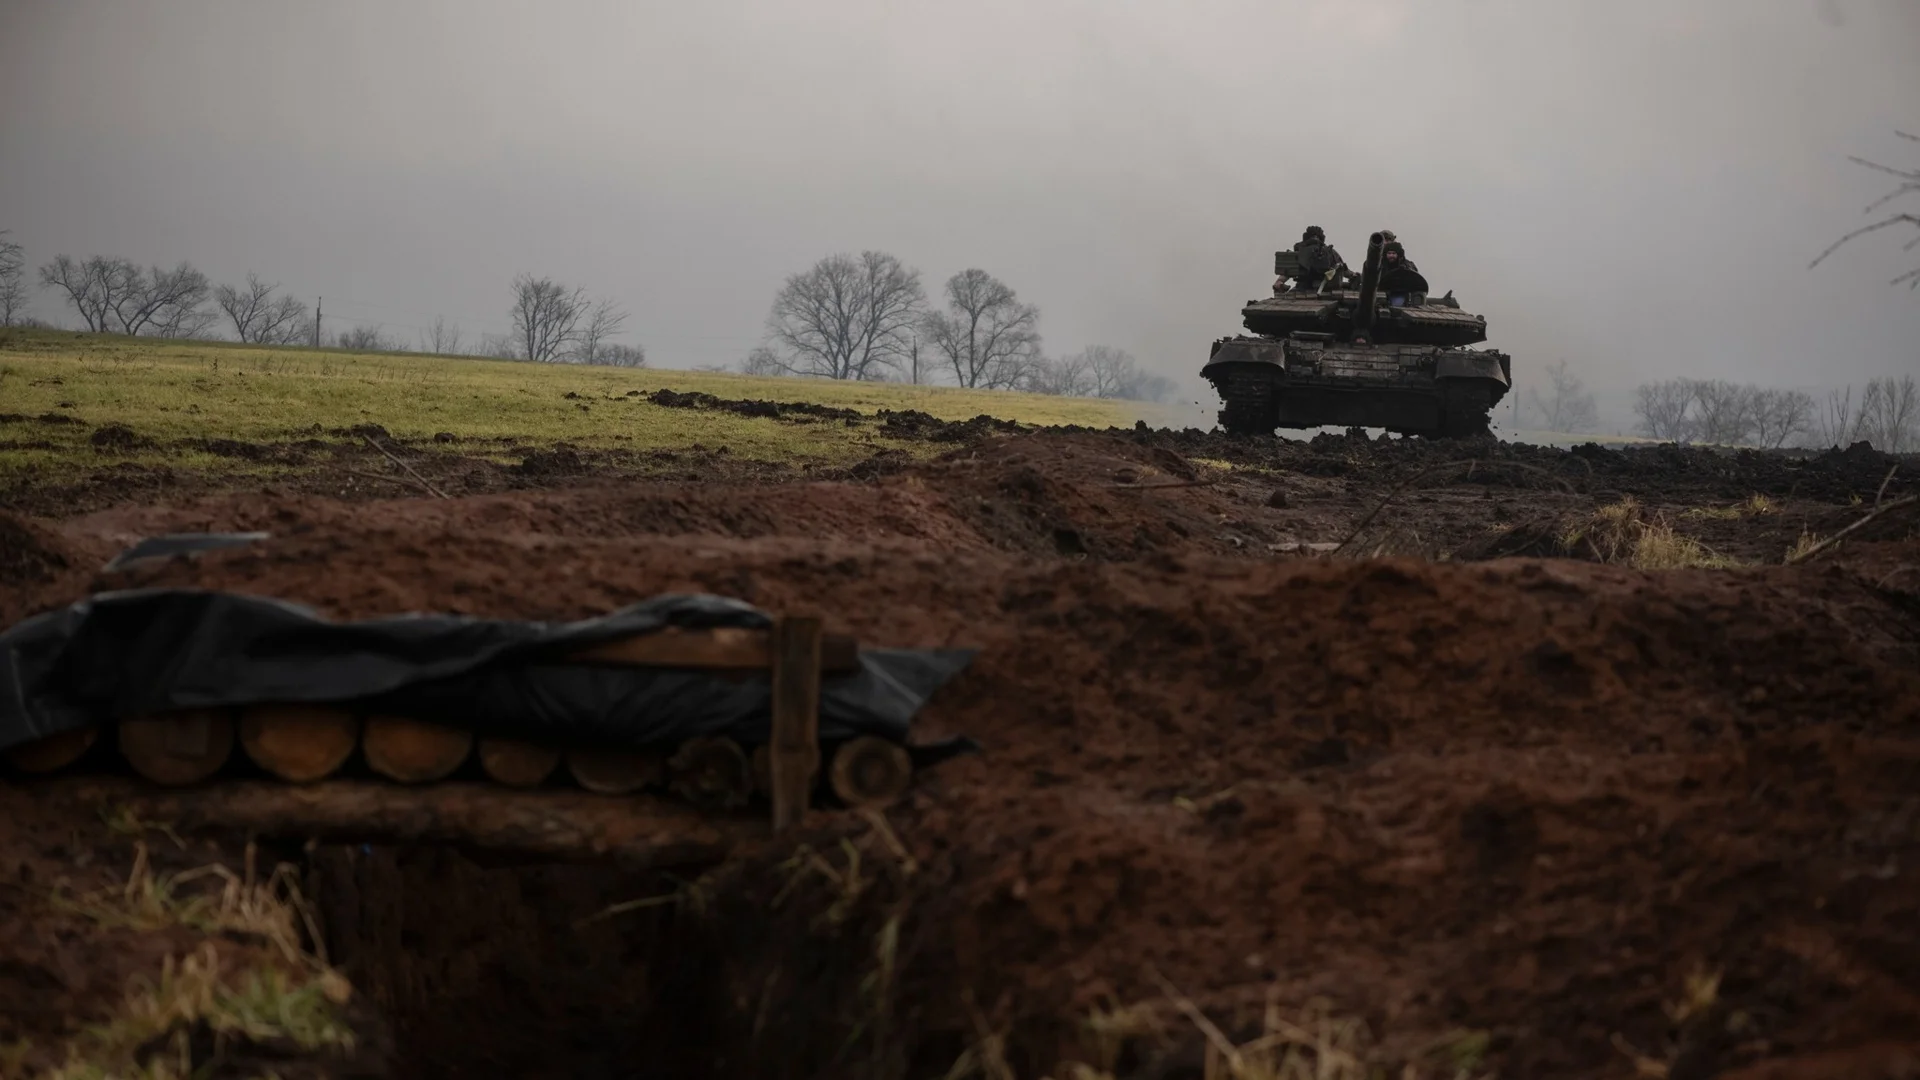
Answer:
[{"xmin": 0, "ymin": 330, "xmax": 1170, "ymax": 484}]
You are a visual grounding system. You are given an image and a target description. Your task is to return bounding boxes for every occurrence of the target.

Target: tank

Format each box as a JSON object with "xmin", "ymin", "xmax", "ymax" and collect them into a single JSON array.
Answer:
[{"xmin": 1201, "ymin": 230, "xmax": 1512, "ymax": 437}]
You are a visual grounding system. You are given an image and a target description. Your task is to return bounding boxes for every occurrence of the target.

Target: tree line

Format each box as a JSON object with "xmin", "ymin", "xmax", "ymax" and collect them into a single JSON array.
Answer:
[
  {"xmin": 0, "ymin": 234, "xmax": 648, "ymax": 368},
  {"xmin": 745, "ymin": 250, "xmax": 1174, "ymax": 401},
  {"xmin": 1632, "ymin": 374, "xmax": 1917, "ymax": 452}
]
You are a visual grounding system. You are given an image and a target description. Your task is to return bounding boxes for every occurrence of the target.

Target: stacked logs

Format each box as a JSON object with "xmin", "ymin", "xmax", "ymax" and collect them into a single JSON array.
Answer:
[{"xmin": 1, "ymin": 620, "xmax": 916, "ymax": 818}]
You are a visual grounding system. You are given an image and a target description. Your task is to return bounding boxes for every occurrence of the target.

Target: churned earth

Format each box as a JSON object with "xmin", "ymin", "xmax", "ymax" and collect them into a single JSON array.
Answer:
[{"xmin": 2, "ymin": 418, "xmax": 1918, "ymax": 1079}]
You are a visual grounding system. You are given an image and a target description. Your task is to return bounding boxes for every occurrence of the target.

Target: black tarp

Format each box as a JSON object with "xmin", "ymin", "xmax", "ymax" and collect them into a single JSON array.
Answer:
[{"xmin": 0, "ymin": 587, "xmax": 978, "ymax": 767}]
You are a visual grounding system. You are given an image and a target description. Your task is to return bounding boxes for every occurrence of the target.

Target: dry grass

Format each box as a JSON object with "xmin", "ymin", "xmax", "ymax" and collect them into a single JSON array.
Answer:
[
  {"xmin": 1682, "ymin": 493, "xmax": 1777, "ymax": 521},
  {"xmin": 29, "ymin": 844, "xmax": 355, "ymax": 1079},
  {"xmin": 1564, "ymin": 498, "xmax": 1743, "ymax": 569}
]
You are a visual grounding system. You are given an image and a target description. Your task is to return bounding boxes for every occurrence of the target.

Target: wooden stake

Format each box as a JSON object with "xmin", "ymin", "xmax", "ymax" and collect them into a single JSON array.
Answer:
[
  {"xmin": 362, "ymin": 716, "xmax": 472, "ymax": 783},
  {"xmin": 5, "ymin": 726, "xmax": 98, "ymax": 774},
  {"xmin": 120, "ymin": 710, "xmax": 235, "ymax": 786},
  {"xmin": 480, "ymin": 738, "xmax": 561, "ymax": 788},
  {"xmin": 769, "ymin": 615, "xmax": 823, "ymax": 831},
  {"xmin": 567, "ymin": 748, "xmax": 665, "ymax": 795},
  {"xmin": 239, "ymin": 706, "xmax": 359, "ymax": 783},
  {"xmin": 828, "ymin": 736, "xmax": 914, "ymax": 810},
  {"xmin": 668, "ymin": 736, "xmax": 753, "ymax": 811}
]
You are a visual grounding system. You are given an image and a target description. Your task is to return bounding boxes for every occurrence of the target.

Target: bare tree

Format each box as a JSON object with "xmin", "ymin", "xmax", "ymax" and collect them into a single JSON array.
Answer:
[
  {"xmin": 923, "ymin": 268, "xmax": 1041, "ymax": 389},
  {"xmin": 1810, "ymin": 130, "xmax": 1920, "ymax": 289},
  {"xmin": 216, "ymin": 273, "xmax": 308, "ymax": 344},
  {"xmin": 902, "ymin": 332, "xmax": 934, "ymax": 385},
  {"xmin": 766, "ymin": 251, "xmax": 925, "ymax": 380},
  {"xmin": 740, "ymin": 346, "xmax": 784, "ymax": 376},
  {"xmin": 0, "ymin": 231, "xmax": 27, "ymax": 326},
  {"xmin": 510, "ymin": 274, "xmax": 588, "ymax": 363},
  {"xmin": 1812, "ymin": 386, "xmax": 1859, "ymax": 447},
  {"xmin": 1857, "ymin": 374, "xmax": 1919, "ymax": 452},
  {"xmin": 474, "ymin": 332, "xmax": 520, "ymax": 360},
  {"xmin": 419, "ymin": 315, "xmax": 463, "ymax": 355},
  {"xmin": 39, "ymin": 255, "xmax": 118, "ymax": 331},
  {"xmin": 1688, "ymin": 379, "xmax": 1757, "ymax": 445},
  {"xmin": 1525, "ymin": 359, "xmax": 1599, "ymax": 432},
  {"xmin": 336, "ymin": 324, "xmax": 393, "ymax": 351},
  {"xmin": 107, "ymin": 261, "xmax": 212, "ymax": 337},
  {"xmin": 594, "ymin": 343, "xmax": 647, "ymax": 368},
  {"xmin": 1028, "ymin": 351, "xmax": 1095, "ymax": 396},
  {"xmin": 1634, "ymin": 380, "xmax": 1696, "ymax": 442},
  {"xmin": 1747, "ymin": 387, "xmax": 1815, "ymax": 449},
  {"xmin": 570, "ymin": 298, "xmax": 629, "ymax": 364}
]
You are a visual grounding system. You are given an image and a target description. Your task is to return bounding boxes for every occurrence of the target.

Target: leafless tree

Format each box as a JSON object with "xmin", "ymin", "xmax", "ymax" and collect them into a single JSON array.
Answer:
[
  {"xmin": 336, "ymin": 324, "xmax": 393, "ymax": 351},
  {"xmin": 1746, "ymin": 387, "xmax": 1815, "ymax": 449},
  {"xmin": 740, "ymin": 346, "xmax": 784, "ymax": 376},
  {"xmin": 1857, "ymin": 374, "xmax": 1919, "ymax": 452},
  {"xmin": 216, "ymin": 273, "xmax": 309, "ymax": 344},
  {"xmin": 474, "ymin": 333, "xmax": 521, "ymax": 360},
  {"xmin": 1027, "ymin": 351, "xmax": 1095, "ymax": 396},
  {"xmin": 419, "ymin": 315, "xmax": 463, "ymax": 355},
  {"xmin": 0, "ymin": 231, "xmax": 27, "ymax": 326},
  {"xmin": 923, "ymin": 268, "xmax": 1041, "ymax": 389},
  {"xmin": 766, "ymin": 251, "xmax": 925, "ymax": 381},
  {"xmin": 1689, "ymin": 379, "xmax": 1757, "ymax": 445},
  {"xmin": 1811, "ymin": 386, "xmax": 1860, "ymax": 447},
  {"xmin": 901, "ymin": 332, "xmax": 935, "ymax": 385},
  {"xmin": 1810, "ymin": 130, "xmax": 1920, "ymax": 289},
  {"xmin": 594, "ymin": 343, "xmax": 647, "ymax": 368},
  {"xmin": 570, "ymin": 298, "xmax": 629, "ymax": 364},
  {"xmin": 510, "ymin": 274, "xmax": 588, "ymax": 363},
  {"xmin": 39, "ymin": 255, "xmax": 120, "ymax": 331},
  {"xmin": 1525, "ymin": 359, "xmax": 1599, "ymax": 432},
  {"xmin": 1634, "ymin": 380, "xmax": 1696, "ymax": 442}
]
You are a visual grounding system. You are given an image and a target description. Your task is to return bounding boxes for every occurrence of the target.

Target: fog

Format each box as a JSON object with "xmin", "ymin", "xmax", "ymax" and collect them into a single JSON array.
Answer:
[{"xmin": 2, "ymin": 0, "xmax": 1916, "ymax": 426}]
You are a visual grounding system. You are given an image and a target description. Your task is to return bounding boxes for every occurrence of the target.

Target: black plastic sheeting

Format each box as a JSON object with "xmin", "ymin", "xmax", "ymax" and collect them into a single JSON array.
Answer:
[{"xmin": 0, "ymin": 588, "xmax": 979, "ymax": 768}]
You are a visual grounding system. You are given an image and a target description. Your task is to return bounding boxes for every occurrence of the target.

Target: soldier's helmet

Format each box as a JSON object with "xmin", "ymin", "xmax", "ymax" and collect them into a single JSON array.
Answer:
[
  {"xmin": 1383, "ymin": 241, "xmax": 1406, "ymax": 260},
  {"xmin": 1303, "ymin": 225, "xmax": 1326, "ymax": 242}
]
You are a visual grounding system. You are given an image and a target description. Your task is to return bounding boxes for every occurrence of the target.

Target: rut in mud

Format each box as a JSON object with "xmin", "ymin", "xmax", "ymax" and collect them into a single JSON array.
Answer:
[{"xmin": 3, "ymin": 426, "xmax": 1919, "ymax": 1079}]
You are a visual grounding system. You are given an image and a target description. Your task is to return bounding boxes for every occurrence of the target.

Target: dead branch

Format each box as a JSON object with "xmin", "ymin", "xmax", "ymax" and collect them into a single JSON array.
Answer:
[
  {"xmin": 341, "ymin": 467, "xmax": 441, "ymax": 496},
  {"xmin": 362, "ymin": 435, "xmax": 449, "ymax": 499},
  {"xmin": 1876, "ymin": 465, "xmax": 1899, "ymax": 508},
  {"xmin": 1104, "ymin": 478, "xmax": 1220, "ymax": 490},
  {"xmin": 1784, "ymin": 493, "xmax": 1920, "ymax": 565},
  {"xmin": 47, "ymin": 778, "xmax": 762, "ymax": 866}
]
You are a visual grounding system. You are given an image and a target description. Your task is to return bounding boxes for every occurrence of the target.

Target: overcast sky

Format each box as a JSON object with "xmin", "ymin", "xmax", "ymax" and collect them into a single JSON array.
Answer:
[{"xmin": 2, "ymin": 0, "xmax": 1916, "ymax": 423}]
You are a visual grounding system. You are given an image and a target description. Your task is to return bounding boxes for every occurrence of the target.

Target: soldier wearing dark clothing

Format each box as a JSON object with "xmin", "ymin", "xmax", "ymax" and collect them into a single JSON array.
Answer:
[
  {"xmin": 1377, "ymin": 239, "xmax": 1428, "ymax": 304},
  {"xmin": 1286, "ymin": 225, "xmax": 1346, "ymax": 293}
]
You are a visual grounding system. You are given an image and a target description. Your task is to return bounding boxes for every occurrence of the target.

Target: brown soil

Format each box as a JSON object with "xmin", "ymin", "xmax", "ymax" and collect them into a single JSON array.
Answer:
[{"xmin": 2, "ymin": 426, "xmax": 1918, "ymax": 1078}]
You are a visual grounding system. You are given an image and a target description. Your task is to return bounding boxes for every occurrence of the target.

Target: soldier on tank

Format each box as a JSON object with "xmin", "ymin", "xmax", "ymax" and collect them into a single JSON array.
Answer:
[
  {"xmin": 1285, "ymin": 225, "xmax": 1346, "ymax": 293},
  {"xmin": 1377, "ymin": 240, "xmax": 1429, "ymax": 305}
]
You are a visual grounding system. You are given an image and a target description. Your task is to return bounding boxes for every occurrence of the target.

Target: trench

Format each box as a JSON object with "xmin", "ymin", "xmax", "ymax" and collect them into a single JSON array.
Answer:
[{"xmin": 293, "ymin": 838, "xmax": 982, "ymax": 1080}]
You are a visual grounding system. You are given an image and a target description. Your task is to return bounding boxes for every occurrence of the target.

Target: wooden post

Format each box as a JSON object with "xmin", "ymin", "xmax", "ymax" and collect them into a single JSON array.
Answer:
[{"xmin": 768, "ymin": 615, "xmax": 823, "ymax": 832}]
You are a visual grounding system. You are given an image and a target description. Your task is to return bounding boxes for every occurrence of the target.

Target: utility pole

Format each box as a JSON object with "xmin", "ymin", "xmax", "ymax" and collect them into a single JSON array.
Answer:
[{"xmin": 313, "ymin": 297, "xmax": 322, "ymax": 348}]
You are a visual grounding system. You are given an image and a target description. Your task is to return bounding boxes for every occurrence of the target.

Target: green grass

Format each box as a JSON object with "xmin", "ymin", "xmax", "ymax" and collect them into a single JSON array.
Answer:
[{"xmin": 0, "ymin": 330, "xmax": 1164, "ymax": 485}]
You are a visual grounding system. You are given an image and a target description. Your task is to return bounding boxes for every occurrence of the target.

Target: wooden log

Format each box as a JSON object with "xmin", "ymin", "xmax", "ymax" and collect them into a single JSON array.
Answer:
[
  {"xmin": 668, "ymin": 736, "xmax": 753, "ymax": 812},
  {"xmin": 769, "ymin": 616, "xmax": 824, "ymax": 831},
  {"xmin": 480, "ymin": 739, "xmax": 562, "ymax": 788},
  {"xmin": 566, "ymin": 749, "xmax": 664, "ymax": 795},
  {"xmin": 5, "ymin": 726, "xmax": 98, "ymax": 774},
  {"xmin": 362, "ymin": 716, "xmax": 472, "ymax": 784},
  {"xmin": 828, "ymin": 736, "xmax": 914, "ymax": 809},
  {"xmin": 239, "ymin": 706, "xmax": 359, "ymax": 783},
  {"xmin": 49, "ymin": 777, "xmax": 758, "ymax": 867},
  {"xmin": 120, "ymin": 710, "xmax": 236, "ymax": 786},
  {"xmin": 567, "ymin": 626, "xmax": 859, "ymax": 674}
]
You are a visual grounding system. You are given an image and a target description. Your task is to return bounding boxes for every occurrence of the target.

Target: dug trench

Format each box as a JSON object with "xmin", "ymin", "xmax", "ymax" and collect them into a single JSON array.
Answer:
[{"xmin": 3, "ymin": 427, "xmax": 1920, "ymax": 1078}]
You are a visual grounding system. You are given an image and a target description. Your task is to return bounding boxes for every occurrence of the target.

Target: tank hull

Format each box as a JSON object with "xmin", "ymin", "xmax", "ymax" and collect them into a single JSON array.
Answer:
[
  {"xmin": 1202, "ymin": 334, "xmax": 1510, "ymax": 438},
  {"xmin": 1241, "ymin": 293, "xmax": 1490, "ymax": 347}
]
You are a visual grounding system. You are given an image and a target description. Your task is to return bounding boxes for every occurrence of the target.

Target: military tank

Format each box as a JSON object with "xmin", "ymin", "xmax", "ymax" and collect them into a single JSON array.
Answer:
[{"xmin": 1202, "ymin": 230, "xmax": 1511, "ymax": 437}]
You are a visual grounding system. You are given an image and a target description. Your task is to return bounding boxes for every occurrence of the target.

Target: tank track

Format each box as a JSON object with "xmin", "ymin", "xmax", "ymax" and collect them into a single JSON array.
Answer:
[
  {"xmin": 1212, "ymin": 365, "xmax": 1277, "ymax": 436},
  {"xmin": 1438, "ymin": 380, "xmax": 1497, "ymax": 438}
]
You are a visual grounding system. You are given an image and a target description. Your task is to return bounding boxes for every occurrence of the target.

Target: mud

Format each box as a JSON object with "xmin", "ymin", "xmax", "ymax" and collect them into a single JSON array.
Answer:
[{"xmin": 3, "ymin": 425, "xmax": 1919, "ymax": 1078}]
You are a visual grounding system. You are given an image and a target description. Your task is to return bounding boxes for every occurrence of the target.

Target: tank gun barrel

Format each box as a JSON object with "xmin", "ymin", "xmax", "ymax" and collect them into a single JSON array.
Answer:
[{"xmin": 1351, "ymin": 231, "xmax": 1385, "ymax": 343}]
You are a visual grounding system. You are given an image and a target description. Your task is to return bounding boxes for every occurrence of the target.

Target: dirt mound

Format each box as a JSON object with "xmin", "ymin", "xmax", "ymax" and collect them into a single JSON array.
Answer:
[
  {"xmin": 0, "ymin": 512, "xmax": 71, "ymax": 588},
  {"xmin": 645, "ymin": 388, "xmax": 862, "ymax": 422},
  {"xmin": 880, "ymin": 409, "xmax": 1025, "ymax": 441},
  {"xmin": 87, "ymin": 423, "xmax": 146, "ymax": 451}
]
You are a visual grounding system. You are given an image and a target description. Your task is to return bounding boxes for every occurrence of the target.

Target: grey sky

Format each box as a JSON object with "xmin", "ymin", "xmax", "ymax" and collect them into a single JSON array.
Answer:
[{"xmin": 3, "ymin": 0, "xmax": 1916, "ymax": 422}]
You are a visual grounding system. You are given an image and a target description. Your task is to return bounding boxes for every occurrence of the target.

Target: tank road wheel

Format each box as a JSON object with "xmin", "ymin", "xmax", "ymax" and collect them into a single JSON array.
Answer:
[
  {"xmin": 1215, "ymin": 367, "xmax": 1278, "ymax": 437},
  {"xmin": 1438, "ymin": 380, "xmax": 1497, "ymax": 438}
]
